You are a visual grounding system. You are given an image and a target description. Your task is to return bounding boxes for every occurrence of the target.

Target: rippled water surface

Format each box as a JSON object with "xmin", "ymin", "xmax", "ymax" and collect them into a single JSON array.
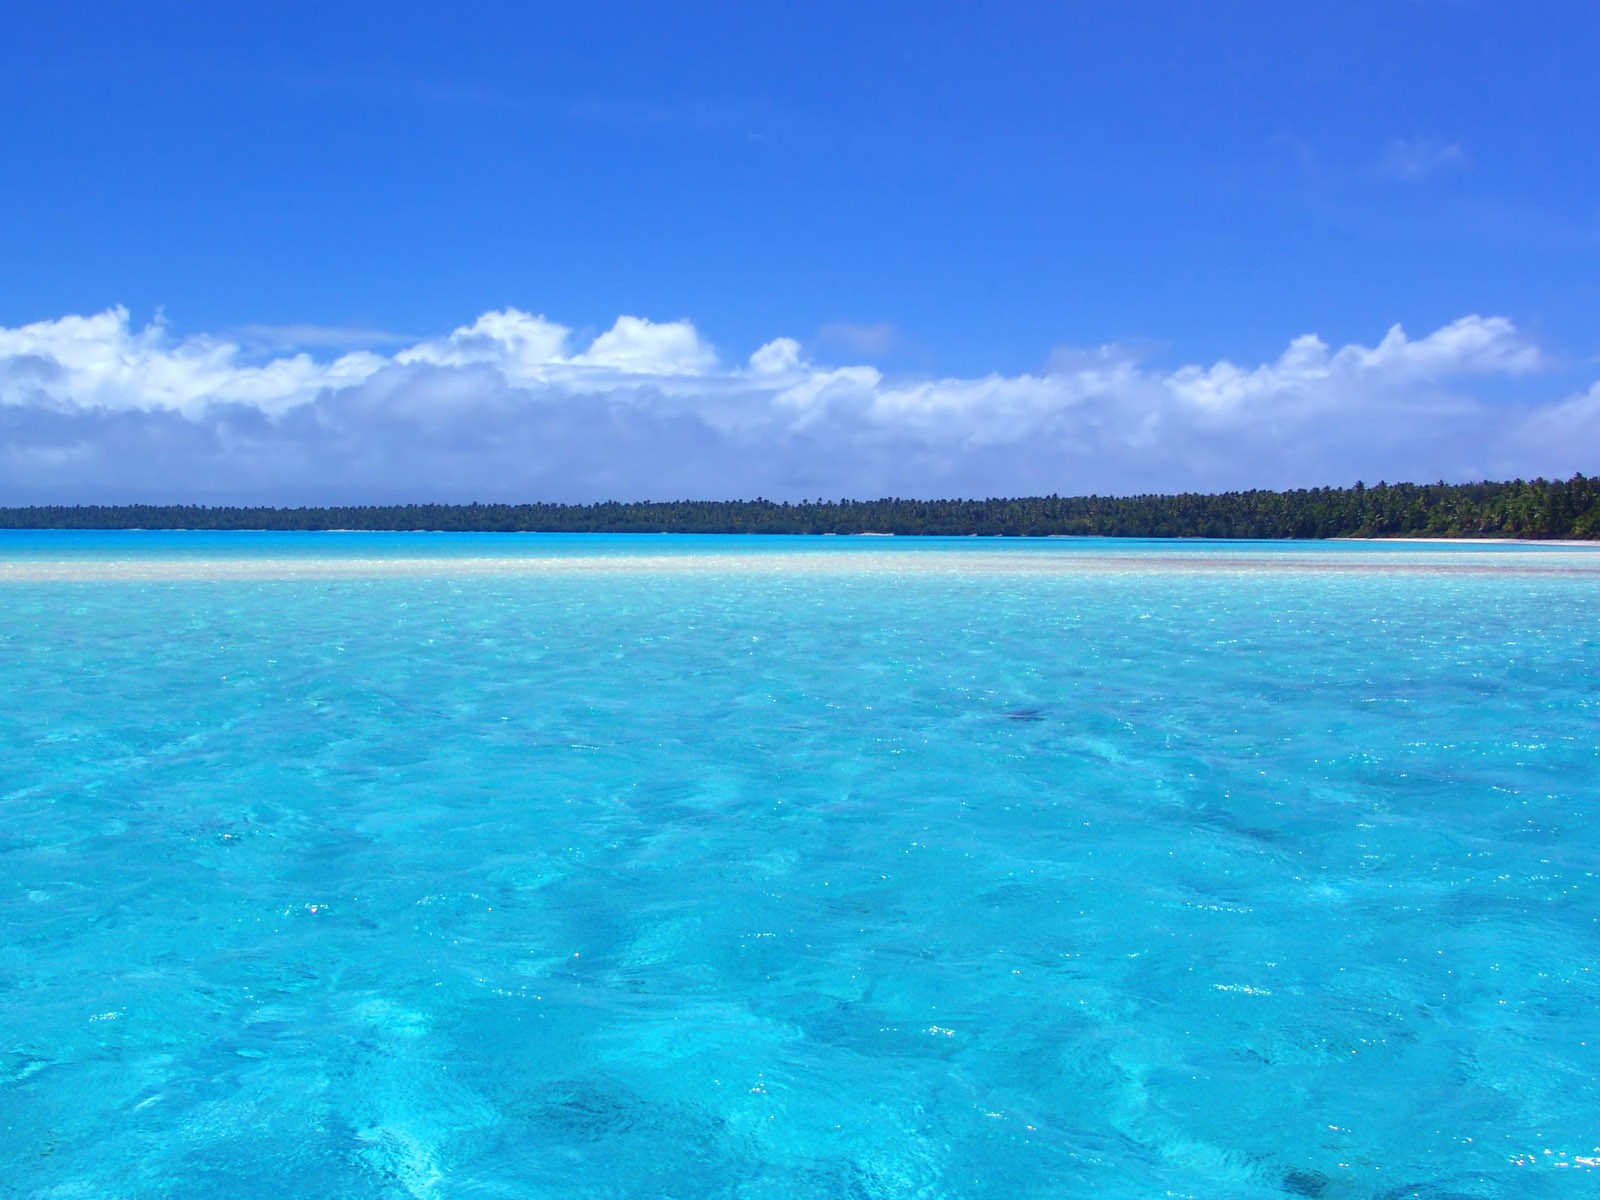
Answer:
[{"xmin": 3, "ymin": 534, "xmax": 1598, "ymax": 1198}]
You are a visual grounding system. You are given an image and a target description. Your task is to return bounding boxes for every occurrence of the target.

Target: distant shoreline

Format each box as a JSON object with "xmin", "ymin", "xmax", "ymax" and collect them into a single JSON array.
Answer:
[
  {"xmin": 1, "ymin": 477, "xmax": 1596, "ymax": 540},
  {"xmin": 1345, "ymin": 536, "xmax": 1599, "ymax": 547},
  {"xmin": 2, "ymin": 528, "xmax": 1597, "ymax": 546}
]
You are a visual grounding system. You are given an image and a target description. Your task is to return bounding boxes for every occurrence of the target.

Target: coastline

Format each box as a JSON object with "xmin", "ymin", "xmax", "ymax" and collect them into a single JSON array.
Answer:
[
  {"xmin": 5, "ymin": 477, "xmax": 1596, "ymax": 541},
  {"xmin": 1344, "ymin": 536, "xmax": 1599, "ymax": 547}
]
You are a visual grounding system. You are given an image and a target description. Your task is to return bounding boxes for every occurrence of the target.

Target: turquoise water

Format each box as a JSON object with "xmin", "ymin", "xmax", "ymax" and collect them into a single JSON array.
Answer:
[{"xmin": 3, "ymin": 534, "xmax": 1597, "ymax": 1198}]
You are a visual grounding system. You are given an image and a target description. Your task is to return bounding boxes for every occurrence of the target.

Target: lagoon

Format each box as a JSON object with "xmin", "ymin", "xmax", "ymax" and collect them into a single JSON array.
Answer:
[{"xmin": 3, "ymin": 534, "xmax": 1597, "ymax": 1197}]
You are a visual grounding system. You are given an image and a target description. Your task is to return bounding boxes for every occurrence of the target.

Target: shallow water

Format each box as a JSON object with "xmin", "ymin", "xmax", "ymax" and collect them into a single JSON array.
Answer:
[{"xmin": 3, "ymin": 534, "xmax": 1597, "ymax": 1197}]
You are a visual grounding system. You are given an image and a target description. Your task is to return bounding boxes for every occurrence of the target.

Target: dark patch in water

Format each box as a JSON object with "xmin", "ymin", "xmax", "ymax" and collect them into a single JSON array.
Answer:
[
  {"xmin": 1282, "ymin": 1168, "xmax": 1328, "ymax": 1197},
  {"xmin": 1005, "ymin": 707, "xmax": 1045, "ymax": 722},
  {"xmin": 522, "ymin": 1079, "xmax": 645, "ymax": 1140}
]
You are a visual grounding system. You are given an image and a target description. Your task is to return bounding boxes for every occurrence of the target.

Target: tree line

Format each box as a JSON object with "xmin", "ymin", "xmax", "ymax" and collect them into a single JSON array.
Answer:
[{"xmin": 2, "ymin": 476, "xmax": 1597, "ymax": 539}]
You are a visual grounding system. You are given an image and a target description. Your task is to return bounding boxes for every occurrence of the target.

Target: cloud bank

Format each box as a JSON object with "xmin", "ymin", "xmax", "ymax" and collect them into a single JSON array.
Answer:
[{"xmin": 0, "ymin": 306, "xmax": 1592, "ymax": 503}]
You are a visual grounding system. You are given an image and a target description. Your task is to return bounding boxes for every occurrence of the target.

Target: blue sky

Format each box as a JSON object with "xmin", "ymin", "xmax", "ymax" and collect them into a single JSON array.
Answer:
[{"xmin": 2, "ymin": 2, "xmax": 1597, "ymax": 501}]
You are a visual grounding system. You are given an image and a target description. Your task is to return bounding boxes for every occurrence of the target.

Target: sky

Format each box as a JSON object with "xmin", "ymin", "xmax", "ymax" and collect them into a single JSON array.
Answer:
[{"xmin": 2, "ymin": 1, "xmax": 1597, "ymax": 503}]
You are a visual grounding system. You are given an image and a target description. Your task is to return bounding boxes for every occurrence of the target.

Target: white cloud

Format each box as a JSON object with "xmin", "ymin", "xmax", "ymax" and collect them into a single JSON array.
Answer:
[
  {"xmin": 0, "ymin": 306, "xmax": 377, "ymax": 416},
  {"xmin": 574, "ymin": 315, "xmax": 717, "ymax": 376},
  {"xmin": 1166, "ymin": 316, "xmax": 1539, "ymax": 412},
  {"xmin": 749, "ymin": 337, "xmax": 803, "ymax": 375},
  {"xmin": 396, "ymin": 308, "xmax": 571, "ymax": 376},
  {"xmin": 0, "ymin": 305, "xmax": 1589, "ymax": 503}
]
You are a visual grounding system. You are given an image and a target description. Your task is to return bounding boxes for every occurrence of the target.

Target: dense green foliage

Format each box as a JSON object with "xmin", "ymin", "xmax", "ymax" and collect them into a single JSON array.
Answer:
[{"xmin": 3, "ymin": 476, "xmax": 1598, "ymax": 538}]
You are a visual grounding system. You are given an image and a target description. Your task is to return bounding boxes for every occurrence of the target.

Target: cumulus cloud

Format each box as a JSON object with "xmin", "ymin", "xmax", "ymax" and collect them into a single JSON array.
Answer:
[
  {"xmin": 1165, "ymin": 317, "xmax": 1540, "ymax": 412},
  {"xmin": 748, "ymin": 337, "xmax": 802, "ymax": 375},
  {"xmin": 0, "ymin": 306, "xmax": 1589, "ymax": 504},
  {"xmin": 575, "ymin": 315, "xmax": 717, "ymax": 376},
  {"xmin": 0, "ymin": 307, "xmax": 381, "ymax": 417},
  {"xmin": 396, "ymin": 309, "xmax": 572, "ymax": 375}
]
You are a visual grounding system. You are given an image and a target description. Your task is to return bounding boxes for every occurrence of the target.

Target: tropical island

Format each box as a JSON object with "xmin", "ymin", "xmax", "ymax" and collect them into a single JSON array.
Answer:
[{"xmin": 3, "ymin": 475, "xmax": 1597, "ymax": 539}]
